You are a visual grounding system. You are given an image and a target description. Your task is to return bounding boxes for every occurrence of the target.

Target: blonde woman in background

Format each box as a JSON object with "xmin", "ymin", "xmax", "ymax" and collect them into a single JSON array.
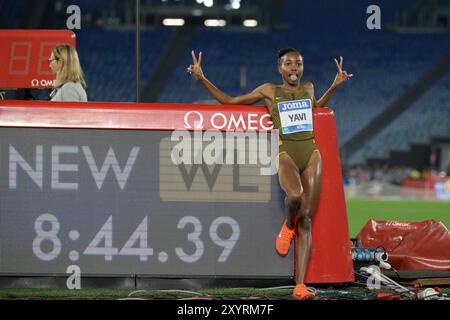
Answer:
[{"xmin": 49, "ymin": 44, "xmax": 88, "ymax": 102}]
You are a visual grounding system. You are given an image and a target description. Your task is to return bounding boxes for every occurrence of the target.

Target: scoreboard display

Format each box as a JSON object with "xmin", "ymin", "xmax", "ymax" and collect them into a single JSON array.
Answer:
[{"xmin": 0, "ymin": 30, "xmax": 76, "ymax": 89}]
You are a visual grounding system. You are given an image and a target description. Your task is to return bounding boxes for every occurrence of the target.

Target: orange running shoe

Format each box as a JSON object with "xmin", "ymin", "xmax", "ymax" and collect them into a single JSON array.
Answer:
[
  {"xmin": 275, "ymin": 220, "xmax": 295, "ymax": 256},
  {"xmin": 293, "ymin": 284, "xmax": 316, "ymax": 300}
]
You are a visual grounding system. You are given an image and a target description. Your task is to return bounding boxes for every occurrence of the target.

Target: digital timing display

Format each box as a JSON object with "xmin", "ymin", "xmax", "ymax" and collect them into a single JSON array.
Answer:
[
  {"xmin": 0, "ymin": 127, "xmax": 292, "ymax": 277},
  {"xmin": 0, "ymin": 30, "xmax": 76, "ymax": 89}
]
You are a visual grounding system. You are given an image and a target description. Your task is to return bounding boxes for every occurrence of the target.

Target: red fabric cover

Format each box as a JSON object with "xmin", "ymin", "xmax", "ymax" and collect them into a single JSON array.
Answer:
[{"xmin": 357, "ymin": 219, "xmax": 450, "ymax": 270}]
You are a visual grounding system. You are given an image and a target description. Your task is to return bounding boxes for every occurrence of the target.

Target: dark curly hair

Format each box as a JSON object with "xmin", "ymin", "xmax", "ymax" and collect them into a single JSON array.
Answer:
[{"xmin": 277, "ymin": 48, "xmax": 301, "ymax": 65}]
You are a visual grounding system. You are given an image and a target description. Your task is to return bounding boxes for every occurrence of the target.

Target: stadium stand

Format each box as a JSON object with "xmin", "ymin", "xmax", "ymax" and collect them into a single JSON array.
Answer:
[
  {"xmin": 0, "ymin": 0, "xmax": 28, "ymax": 27},
  {"xmin": 75, "ymin": 28, "xmax": 174, "ymax": 102},
  {"xmin": 359, "ymin": 72, "xmax": 450, "ymax": 160}
]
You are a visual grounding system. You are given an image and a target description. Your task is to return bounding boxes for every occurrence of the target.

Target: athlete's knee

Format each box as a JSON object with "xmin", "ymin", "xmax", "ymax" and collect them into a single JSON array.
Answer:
[{"xmin": 285, "ymin": 193, "xmax": 302, "ymax": 210}]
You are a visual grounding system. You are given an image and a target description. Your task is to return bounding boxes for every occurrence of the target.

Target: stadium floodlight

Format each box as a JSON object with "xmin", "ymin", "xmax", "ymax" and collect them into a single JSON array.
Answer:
[
  {"xmin": 204, "ymin": 19, "xmax": 226, "ymax": 27},
  {"xmin": 204, "ymin": 0, "xmax": 214, "ymax": 8},
  {"xmin": 162, "ymin": 18, "xmax": 185, "ymax": 26},
  {"xmin": 196, "ymin": 0, "xmax": 203, "ymax": 3},
  {"xmin": 231, "ymin": 0, "xmax": 241, "ymax": 10},
  {"xmin": 243, "ymin": 19, "xmax": 258, "ymax": 27}
]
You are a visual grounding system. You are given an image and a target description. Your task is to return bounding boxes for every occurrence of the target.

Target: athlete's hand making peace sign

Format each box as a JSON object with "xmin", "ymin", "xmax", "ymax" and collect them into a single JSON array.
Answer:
[
  {"xmin": 332, "ymin": 56, "xmax": 353, "ymax": 88},
  {"xmin": 187, "ymin": 50, "xmax": 205, "ymax": 81}
]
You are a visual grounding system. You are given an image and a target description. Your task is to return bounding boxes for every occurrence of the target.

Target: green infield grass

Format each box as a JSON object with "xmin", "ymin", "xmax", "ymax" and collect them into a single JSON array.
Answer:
[{"xmin": 346, "ymin": 198, "xmax": 450, "ymax": 237}]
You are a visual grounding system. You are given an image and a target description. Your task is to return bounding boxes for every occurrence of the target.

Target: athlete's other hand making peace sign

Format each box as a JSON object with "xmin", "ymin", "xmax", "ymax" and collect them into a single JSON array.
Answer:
[
  {"xmin": 332, "ymin": 56, "xmax": 353, "ymax": 88},
  {"xmin": 187, "ymin": 50, "xmax": 205, "ymax": 81}
]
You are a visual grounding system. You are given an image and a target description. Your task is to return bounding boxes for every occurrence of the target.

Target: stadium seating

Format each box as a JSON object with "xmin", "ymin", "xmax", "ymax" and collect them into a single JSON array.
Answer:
[
  {"xmin": 0, "ymin": 0, "xmax": 28, "ymax": 27},
  {"xmin": 65, "ymin": 0, "xmax": 112, "ymax": 17},
  {"xmin": 361, "ymin": 73, "xmax": 450, "ymax": 160},
  {"xmin": 75, "ymin": 27, "xmax": 174, "ymax": 102}
]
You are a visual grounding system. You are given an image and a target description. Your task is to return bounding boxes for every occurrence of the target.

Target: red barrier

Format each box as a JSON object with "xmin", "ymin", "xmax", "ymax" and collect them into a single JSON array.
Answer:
[
  {"xmin": 301, "ymin": 108, "xmax": 355, "ymax": 283},
  {"xmin": 0, "ymin": 100, "xmax": 354, "ymax": 283},
  {"xmin": 0, "ymin": 30, "xmax": 76, "ymax": 89},
  {"xmin": 0, "ymin": 100, "xmax": 272, "ymax": 130}
]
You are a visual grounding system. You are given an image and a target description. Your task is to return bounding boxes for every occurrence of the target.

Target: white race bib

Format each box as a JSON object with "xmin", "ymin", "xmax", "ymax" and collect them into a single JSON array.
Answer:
[{"xmin": 277, "ymin": 99, "xmax": 313, "ymax": 134}]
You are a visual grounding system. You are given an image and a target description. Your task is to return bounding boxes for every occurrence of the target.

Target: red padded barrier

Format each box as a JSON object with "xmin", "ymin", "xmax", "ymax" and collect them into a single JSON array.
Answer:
[{"xmin": 300, "ymin": 108, "xmax": 355, "ymax": 283}]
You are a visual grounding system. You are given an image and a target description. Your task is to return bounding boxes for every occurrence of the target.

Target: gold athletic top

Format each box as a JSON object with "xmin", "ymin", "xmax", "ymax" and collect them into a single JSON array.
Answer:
[{"xmin": 270, "ymin": 86, "xmax": 315, "ymax": 141}]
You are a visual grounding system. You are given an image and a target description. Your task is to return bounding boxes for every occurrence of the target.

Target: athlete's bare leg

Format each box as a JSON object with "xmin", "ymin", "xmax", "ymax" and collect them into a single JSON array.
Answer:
[
  {"xmin": 295, "ymin": 150, "xmax": 322, "ymax": 284},
  {"xmin": 278, "ymin": 153, "xmax": 303, "ymax": 230}
]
